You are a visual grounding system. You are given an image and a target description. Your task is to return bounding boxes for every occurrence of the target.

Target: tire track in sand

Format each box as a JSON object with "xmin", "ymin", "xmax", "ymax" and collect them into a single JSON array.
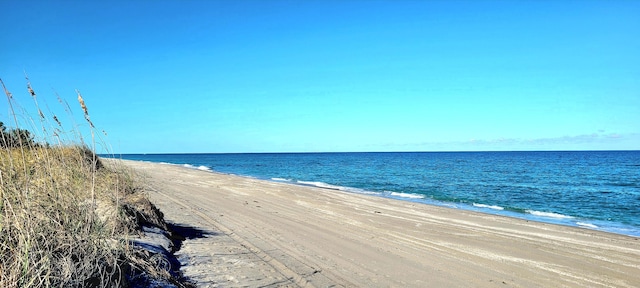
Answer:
[{"xmin": 146, "ymin": 185, "xmax": 347, "ymax": 288}]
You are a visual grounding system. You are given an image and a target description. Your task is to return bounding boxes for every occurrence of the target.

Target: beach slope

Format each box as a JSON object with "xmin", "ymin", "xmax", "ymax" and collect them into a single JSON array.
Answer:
[{"xmin": 121, "ymin": 160, "xmax": 640, "ymax": 287}]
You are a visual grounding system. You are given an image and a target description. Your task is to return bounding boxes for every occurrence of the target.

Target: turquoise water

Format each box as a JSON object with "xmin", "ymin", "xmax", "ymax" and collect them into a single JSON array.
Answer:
[{"xmin": 108, "ymin": 151, "xmax": 640, "ymax": 237}]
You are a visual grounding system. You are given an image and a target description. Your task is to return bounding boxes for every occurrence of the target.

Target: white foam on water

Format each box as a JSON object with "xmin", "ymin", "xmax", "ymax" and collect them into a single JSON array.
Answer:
[
  {"xmin": 472, "ymin": 203, "xmax": 505, "ymax": 210},
  {"xmin": 576, "ymin": 222, "xmax": 598, "ymax": 229},
  {"xmin": 297, "ymin": 181, "xmax": 345, "ymax": 191},
  {"xmin": 526, "ymin": 210, "xmax": 574, "ymax": 219},
  {"xmin": 180, "ymin": 164, "xmax": 212, "ymax": 172},
  {"xmin": 389, "ymin": 192, "xmax": 425, "ymax": 199},
  {"xmin": 358, "ymin": 190, "xmax": 382, "ymax": 195},
  {"xmin": 278, "ymin": 179, "xmax": 381, "ymax": 196}
]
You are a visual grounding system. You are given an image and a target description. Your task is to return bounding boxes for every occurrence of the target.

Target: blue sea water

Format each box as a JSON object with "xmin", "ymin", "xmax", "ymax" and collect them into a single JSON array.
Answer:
[{"xmin": 107, "ymin": 151, "xmax": 640, "ymax": 237}]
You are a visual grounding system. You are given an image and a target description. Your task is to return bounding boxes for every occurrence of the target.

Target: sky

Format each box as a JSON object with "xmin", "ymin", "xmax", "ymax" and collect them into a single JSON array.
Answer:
[{"xmin": 1, "ymin": 0, "xmax": 639, "ymax": 153}]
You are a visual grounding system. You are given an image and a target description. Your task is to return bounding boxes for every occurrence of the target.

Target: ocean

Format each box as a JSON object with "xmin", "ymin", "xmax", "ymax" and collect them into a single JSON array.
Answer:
[{"xmin": 107, "ymin": 151, "xmax": 640, "ymax": 237}]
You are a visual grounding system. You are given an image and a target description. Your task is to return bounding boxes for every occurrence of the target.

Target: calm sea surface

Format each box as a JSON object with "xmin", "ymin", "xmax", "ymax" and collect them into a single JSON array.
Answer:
[{"xmin": 108, "ymin": 151, "xmax": 640, "ymax": 237}]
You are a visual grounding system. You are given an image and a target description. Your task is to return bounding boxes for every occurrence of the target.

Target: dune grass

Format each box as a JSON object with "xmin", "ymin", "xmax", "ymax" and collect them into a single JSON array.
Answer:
[{"xmin": 1, "ymin": 78, "xmax": 171, "ymax": 287}]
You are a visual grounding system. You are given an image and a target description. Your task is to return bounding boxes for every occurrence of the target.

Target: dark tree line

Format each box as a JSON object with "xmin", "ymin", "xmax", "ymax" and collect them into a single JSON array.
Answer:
[{"xmin": 0, "ymin": 121, "xmax": 36, "ymax": 148}]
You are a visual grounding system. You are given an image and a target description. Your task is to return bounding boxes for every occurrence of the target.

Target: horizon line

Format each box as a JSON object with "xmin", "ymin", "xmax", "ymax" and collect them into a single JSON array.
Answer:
[{"xmin": 101, "ymin": 149, "xmax": 640, "ymax": 156}]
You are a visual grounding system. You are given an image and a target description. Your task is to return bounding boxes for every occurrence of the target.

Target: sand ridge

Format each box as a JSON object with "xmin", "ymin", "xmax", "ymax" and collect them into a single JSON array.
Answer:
[{"xmin": 120, "ymin": 159, "xmax": 640, "ymax": 287}]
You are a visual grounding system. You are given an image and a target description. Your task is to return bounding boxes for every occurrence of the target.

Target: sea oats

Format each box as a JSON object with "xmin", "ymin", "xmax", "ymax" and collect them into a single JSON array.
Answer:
[
  {"xmin": 53, "ymin": 115, "xmax": 61, "ymax": 127},
  {"xmin": 27, "ymin": 84, "xmax": 36, "ymax": 97},
  {"xmin": 1, "ymin": 78, "xmax": 12, "ymax": 99},
  {"xmin": 76, "ymin": 90, "xmax": 89, "ymax": 116},
  {"xmin": 1, "ymin": 77, "xmax": 175, "ymax": 287}
]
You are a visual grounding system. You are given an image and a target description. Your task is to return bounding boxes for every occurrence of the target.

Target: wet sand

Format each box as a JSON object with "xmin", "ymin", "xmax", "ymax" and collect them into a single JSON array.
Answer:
[{"xmin": 119, "ymin": 159, "xmax": 640, "ymax": 287}]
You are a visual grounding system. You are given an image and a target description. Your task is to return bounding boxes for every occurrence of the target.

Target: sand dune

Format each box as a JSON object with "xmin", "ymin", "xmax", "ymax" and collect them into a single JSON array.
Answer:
[{"xmin": 120, "ymin": 159, "xmax": 640, "ymax": 287}]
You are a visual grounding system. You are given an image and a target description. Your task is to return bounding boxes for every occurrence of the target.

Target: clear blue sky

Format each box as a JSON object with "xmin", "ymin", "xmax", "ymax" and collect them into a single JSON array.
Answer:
[{"xmin": 1, "ymin": 0, "xmax": 639, "ymax": 153}]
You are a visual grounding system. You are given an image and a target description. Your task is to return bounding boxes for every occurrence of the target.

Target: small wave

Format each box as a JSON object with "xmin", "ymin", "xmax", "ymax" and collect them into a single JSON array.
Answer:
[
  {"xmin": 525, "ymin": 210, "xmax": 574, "ymax": 219},
  {"xmin": 297, "ymin": 181, "xmax": 345, "ymax": 191},
  {"xmin": 576, "ymin": 222, "xmax": 598, "ymax": 229},
  {"xmin": 359, "ymin": 190, "xmax": 382, "ymax": 195},
  {"xmin": 197, "ymin": 165, "xmax": 211, "ymax": 171},
  {"xmin": 608, "ymin": 182, "xmax": 639, "ymax": 188},
  {"xmin": 389, "ymin": 192, "xmax": 425, "ymax": 199},
  {"xmin": 282, "ymin": 180, "xmax": 378, "ymax": 195},
  {"xmin": 472, "ymin": 203, "xmax": 505, "ymax": 210},
  {"xmin": 180, "ymin": 164, "xmax": 211, "ymax": 172},
  {"xmin": 337, "ymin": 186, "xmax": 374, "ymax": 194}
]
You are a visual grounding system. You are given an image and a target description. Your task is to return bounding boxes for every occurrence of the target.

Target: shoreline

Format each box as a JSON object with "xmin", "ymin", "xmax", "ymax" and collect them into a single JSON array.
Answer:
[
  {"xmin": 120, "ymin": 159, "xmax": 640, "ymax": 287},
  {"xmin": 115, "ymin": 157, "xmax": 640, "ymax": 238}
]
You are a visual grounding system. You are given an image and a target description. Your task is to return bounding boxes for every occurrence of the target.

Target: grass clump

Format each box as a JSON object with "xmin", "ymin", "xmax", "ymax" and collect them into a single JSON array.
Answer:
[
  {"xmin": 1, "ymin": 146, "xmax": 134, "ymax": 287},
  {"xmin": 0, "ymin": 77, "xmax": 172, "ymax": 287}
]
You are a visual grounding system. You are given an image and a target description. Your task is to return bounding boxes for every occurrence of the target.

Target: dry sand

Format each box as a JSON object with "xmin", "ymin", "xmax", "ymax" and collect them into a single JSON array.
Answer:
[{"xmin": 119, "ymin": 159, "xmax": 640, "ymax": 287}]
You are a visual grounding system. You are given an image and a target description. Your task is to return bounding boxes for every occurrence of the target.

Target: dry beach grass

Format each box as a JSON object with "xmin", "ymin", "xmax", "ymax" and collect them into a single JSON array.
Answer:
[
  {"xmin": 0, "ymin": 78, "xmax": 184, "ymax": 287},
  {"xmin": 1, "ymin": 146, "xmax": 135, "ymax": 286}
]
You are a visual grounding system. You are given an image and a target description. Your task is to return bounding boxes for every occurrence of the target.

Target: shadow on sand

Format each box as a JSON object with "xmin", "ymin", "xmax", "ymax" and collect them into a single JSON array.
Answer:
[
  {"xmin": 129, "ymin": 222, "xmax": 215, "ymax": 288},
  {"xmin": 167, "ymin": 222, "xmax": 217, "ymax": 252}
]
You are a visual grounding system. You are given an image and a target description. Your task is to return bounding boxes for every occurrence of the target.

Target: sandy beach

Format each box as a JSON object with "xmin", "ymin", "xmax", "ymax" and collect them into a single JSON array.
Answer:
[{"xmin": 119, "ymin": 159, "xmax": 640, "ymax": 287}]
